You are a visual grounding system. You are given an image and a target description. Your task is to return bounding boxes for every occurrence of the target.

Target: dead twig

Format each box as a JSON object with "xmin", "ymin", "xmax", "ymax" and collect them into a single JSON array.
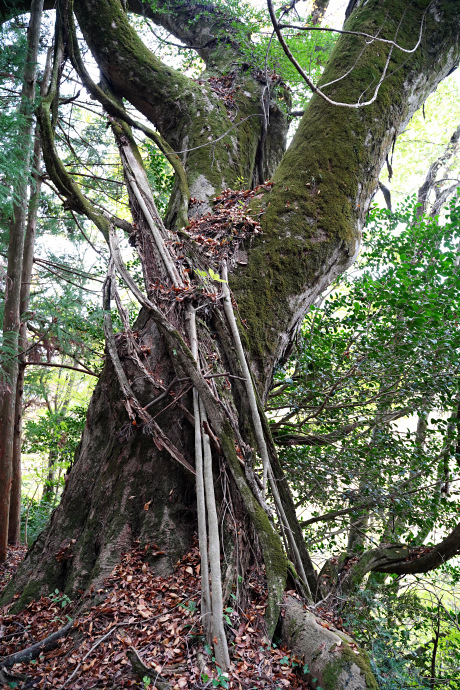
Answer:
[{"xmin": 59, "ymin": 595, "xmax": 195, "ymax": 689}]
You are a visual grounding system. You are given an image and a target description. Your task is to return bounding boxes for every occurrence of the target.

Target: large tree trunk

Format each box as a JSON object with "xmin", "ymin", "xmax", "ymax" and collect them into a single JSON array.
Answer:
[{"xmin": 1, "ymin": 0, "xmax": 460, "ymax": 653}]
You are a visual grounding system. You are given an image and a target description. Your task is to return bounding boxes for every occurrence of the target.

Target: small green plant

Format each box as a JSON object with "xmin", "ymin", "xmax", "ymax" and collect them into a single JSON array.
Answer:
[
  {"xmin": 50, "ymin": 589, "xmax": 71, "ymax": 608},
  {"xmin": 21, "ymin": 495, "xmax": 54, "ymax": 545},
  {"xmin": 212, "ymin": 666, "xmax": 229, "ymax": 688},
  {"xmin": 180, "ymin": 599, "xmax": 197, "ymax": 614},
  {"xmin": 196, "ymin": 268, "xmax": 227, "ymax": 283},
  {"xmin": 142, "ymin": 676, "xmax": 151, "ymax": 688},
  {"xmin": 223, "ymin": 606, "xmax": 234, "ymax": 625},
  {"xmin": 201, "ymin": 647, "xmax": 230, "ymax": 688}
]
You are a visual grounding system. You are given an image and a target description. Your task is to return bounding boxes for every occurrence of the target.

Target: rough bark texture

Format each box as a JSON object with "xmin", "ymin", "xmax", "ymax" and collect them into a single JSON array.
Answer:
[
  {"xmin": 3, "ymin": 317, "xmax": 199, "ymax": 605},
  {"xmin": 231, "ymin": 0, "xmax": 460, "ymax": 394},
  {"xmin": 1, "ymin": 0, "xmax": 460, "ymax": 657}
]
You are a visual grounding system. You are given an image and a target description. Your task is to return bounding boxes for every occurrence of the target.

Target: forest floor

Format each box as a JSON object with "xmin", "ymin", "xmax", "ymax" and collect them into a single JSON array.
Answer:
[{"xmin": 0, "ymin": 541, "xmax": 312, "ymax": 689}]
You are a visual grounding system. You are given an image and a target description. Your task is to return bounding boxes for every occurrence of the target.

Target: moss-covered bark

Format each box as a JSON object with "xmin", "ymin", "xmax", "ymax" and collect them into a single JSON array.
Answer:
[
  {"xmin": 1, "ymin": 3, "xmax": 460, "ymax": 682},
  {"xmin": 281, "ymin": 595, "xmax": 378, "ymax": 690},
  {"xmin": 230, "ymin": 0, "xmax": 460, "ymax": 394},
  {"xmin": 72, "ymin": 0, "xmax": 288, "ymax": 206}
]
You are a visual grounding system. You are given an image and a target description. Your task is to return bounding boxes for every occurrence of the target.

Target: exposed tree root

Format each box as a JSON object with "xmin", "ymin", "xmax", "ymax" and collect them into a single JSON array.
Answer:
[
  {"xmin": 0, "ymin": 619, "xmax": 73, "ymax": 668},
  {"xmin": 127, "ymin": 647, "xmax": 172, "ymax": 690},
  {"xmin": 280, "ymin": 595, "xmax": 378, "ymax": 690}
]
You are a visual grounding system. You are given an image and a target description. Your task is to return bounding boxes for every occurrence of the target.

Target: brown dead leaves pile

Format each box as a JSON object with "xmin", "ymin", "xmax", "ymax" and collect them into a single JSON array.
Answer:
[
  {"xmin": 0, "ymin": 545, "xmax": 27, "ymax": 593},
  {"xmin": 1, "ymin": 542, "xmax": 311, "ymax": 689}
]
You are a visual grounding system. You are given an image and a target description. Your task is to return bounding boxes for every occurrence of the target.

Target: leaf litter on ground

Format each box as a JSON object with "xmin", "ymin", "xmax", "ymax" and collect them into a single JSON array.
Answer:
[{"xmin": 1, "ymin": 540, "xmax": 312, "ymax": 689}]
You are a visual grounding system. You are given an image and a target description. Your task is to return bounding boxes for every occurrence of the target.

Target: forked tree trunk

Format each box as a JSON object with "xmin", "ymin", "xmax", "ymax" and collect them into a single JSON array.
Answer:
[{"xmin": 1, "ymin": 0, "xmax": 460, "ymax": 654}]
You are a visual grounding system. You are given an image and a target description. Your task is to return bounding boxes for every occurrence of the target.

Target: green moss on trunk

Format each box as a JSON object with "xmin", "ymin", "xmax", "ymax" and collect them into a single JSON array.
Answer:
[{"xmin": 220, "ymin": 421, "xmax": 286, "ymax": 638}]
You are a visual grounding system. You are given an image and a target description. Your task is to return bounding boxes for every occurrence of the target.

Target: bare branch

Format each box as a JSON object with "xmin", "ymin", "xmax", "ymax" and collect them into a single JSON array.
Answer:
[
  {"xmin": 278, "ymin": 22, "xmax": 426, "ymax": 54},
  {"xmin": 417, "ymin": 122, "xmax": 460, "ymax": 216},
  {"xmin": 24, "ymin": 361, "xmax": 99, "ymax": 377}
]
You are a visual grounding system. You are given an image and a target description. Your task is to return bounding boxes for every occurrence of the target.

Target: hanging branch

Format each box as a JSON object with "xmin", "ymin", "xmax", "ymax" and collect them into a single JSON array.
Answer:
[
  {"xmin": 107, "ymin": 226, "xmax": 222, "ymax": 425},
  {"xmin": 266, "ymin": 463, "xmax": 312, "ymax": 598},
  {"xmin": 186, "ymin": 306, "xmax": 232, "ymax": 666},
  {"xmin": 37, "ymin": 99, "xmax": 111, "ymax": 241},
  {"xmin": 108, "ymin": 115, "xmax": 183, "ymax": 286},
  {"xmin": 199, "ymin": 399, "xmax": 231, "ymax": 670},
  {"xmin": 61, "ymin": 0, "xmax": 189, "ymax": 227},
  {"xmin": 109, "ymin": 274, "xmax": 195, "ymax": 427},
  {"xmin": 278, "ymin": 21, "xmax": 427, "ymax": 53},
  {"xmin": 220, "ymin": 264, "xmax": 311, "ymax": 596}
]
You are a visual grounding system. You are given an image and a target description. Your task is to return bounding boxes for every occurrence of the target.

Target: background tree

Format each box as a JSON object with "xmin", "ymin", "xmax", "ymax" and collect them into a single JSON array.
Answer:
[{"xmin": 0, "ymin": 0, "xmax": 44, "ymax": 561}]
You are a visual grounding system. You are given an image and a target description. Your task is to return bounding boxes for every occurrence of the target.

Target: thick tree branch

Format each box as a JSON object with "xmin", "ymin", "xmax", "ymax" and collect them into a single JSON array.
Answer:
[
  {"xmin": 71, "ymin": 0, "xmax": 225, "ymax": 143},
  {"xmin": 231, "ymin": 0, "xmax": 460, "ymax": 396},
  {"xmin": 373, "ymin": 521, "xmax": 460, "ymax": 575},
  {"xmin": 336, "ymin": 520, "xmax": 460, "ymax": 595},
  {"xmin": 128, "ymin": 0, "xmax": 249, "ymax": 66},
  {"xmin": 0, "ymin": 0, "xmax": 248, "ymax": 63}
]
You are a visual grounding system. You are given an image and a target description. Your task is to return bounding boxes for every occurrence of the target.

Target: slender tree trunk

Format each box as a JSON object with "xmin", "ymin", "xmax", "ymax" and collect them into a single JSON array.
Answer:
[
  {"xmin": 8, "ymin": 126, "xmax": 44, "ymax": 544},
  {"xmin": 42, "ymin": 375, "xmax": 74, "ymax": 504},
  {"xmin": 429, "ymin": 605, "xmax": 441, "ymax": 689},
  {"xmin": 0, "ymin": 0, "xmax": 44, "ymax": 562}
]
